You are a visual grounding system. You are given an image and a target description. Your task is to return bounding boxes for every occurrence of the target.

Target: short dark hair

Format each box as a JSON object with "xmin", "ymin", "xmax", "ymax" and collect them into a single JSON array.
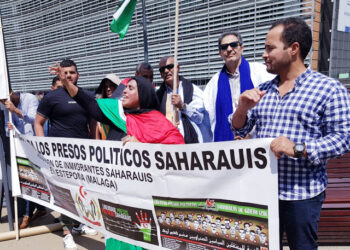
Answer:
[
  {"xmin": 136, "ymin": 62, "xmax": 153, "ymax": 73},
  {"xmin": 270, "ymin": 17, "xmax": 312, "ymax": 60},
  {"xmin": 218, "ymin": 31, "xmax": 243, "ymax": 49},
  {"xmin": 60, "ymin": 58, "xmax": 78, "ymax": 72},
  {"xmin": 52, "ymin": 76, "xmax": 60, "ymax": 86}
]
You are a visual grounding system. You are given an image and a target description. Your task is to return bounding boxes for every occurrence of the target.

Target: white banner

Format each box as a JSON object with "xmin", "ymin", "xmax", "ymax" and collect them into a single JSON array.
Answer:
[
  {"xmin": 0, "ymin": 16, "xmax": 9, "ymax": 100},
  {"xmin": 13, "ymin": 132, "xmax": 279, "ymax": 250},
  {"xmin": 338, "ymin": 0, "xmax": 350, "ymax": 33}
]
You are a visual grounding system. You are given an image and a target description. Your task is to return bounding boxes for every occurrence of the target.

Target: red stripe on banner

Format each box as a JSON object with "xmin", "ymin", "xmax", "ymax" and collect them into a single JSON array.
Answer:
[
  {"xmin": 20, "ymin": 184, "xmax": 50, "ymax": 195},
  {"xmin": 160, "ymin": 234, "xmax": 227, "ymax": 250},
  {"xmin": 83, "ymin": 216, "xmax": 101, "ymax": 226}
]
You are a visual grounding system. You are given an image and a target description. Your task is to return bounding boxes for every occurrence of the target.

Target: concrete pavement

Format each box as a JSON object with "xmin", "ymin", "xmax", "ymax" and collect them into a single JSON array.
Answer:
[{"xmin": 0, "ymin": 208, "xmax": 105, "ymax": 250}]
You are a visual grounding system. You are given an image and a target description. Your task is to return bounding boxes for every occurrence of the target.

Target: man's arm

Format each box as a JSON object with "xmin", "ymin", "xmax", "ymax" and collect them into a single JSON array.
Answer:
[
  {"xmin": 88, "ymin": 118, "xmax": 97, "ymax": 139},
  {"xmin": 232, "ymin": 89, "xmax": 302, "ymax": 159},
  {"xmin": 271, "ymin": 83, "xmax": 350, "ymax": 161},
  {"xmin": 305, "ymin": 85, "xmax": 350, "ymax": 164},
  {"xmin": 22, "ymin": 95, "xmax": 39, "ymax": 125},
  {"xmin": 172, "ymin": 85, "xmax": 204, "ymax": 124},
  {"xmin": 3, "ymin": 100, "xmax": 23, "ymax": 118},
  {"xmin": 34, "ymin": 113, "xmax": 47, "ymax": 136},
  {"xmin": 203, "ymin": 74, "xmax": 219, "ymax": 133}
]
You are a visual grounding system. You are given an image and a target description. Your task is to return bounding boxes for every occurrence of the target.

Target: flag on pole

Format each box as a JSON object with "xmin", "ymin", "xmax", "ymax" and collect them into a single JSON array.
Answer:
[{"xmin": 110, "ymin": 0, "xmax": 137, "ymax": 40}]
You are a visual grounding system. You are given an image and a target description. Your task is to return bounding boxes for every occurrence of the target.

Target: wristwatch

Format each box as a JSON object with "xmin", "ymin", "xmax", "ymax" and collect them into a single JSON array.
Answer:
[{"xmin": 293, "ymin": 143, "xmax": 305, "ymax": 158}]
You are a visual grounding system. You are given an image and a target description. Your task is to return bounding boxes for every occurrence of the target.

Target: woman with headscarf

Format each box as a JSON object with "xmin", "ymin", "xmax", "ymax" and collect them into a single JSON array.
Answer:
[{"xmin": 95, "ymin": 73, "xmax": 121, "ymax": 140}]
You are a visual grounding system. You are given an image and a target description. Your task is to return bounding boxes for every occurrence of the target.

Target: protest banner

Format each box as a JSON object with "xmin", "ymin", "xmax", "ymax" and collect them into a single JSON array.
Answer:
[{"xmin": 13, "ymin": 132, "xmax": 278, "ymax": 249}]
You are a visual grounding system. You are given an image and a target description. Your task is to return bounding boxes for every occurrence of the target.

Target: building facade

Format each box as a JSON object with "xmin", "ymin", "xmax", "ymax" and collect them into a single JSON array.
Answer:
[{"xmin": 0, "ymin": 0, "xmax": 323, "ymax": 92}]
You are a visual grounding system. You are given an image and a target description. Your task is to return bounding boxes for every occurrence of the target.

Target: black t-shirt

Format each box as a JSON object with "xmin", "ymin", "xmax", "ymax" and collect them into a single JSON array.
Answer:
[{"xmin": 37, "ymin": 87, "xmax": 93, "ymax": 138}]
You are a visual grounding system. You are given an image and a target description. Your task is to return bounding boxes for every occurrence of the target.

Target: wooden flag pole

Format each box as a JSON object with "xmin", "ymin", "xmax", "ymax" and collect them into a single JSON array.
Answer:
[{"xmin": 172, "ymin": 0, "xmax": 180, "ymax": 125}]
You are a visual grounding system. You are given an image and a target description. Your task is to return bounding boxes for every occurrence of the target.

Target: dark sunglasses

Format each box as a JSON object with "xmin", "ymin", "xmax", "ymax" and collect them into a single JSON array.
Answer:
[
  {"xmin": 159, "ymin": 64, "xmax": 174, "ymax": 73},
  {"xmin": 219, "ymin": 41, "xmax": 241, "ymax": 50}
]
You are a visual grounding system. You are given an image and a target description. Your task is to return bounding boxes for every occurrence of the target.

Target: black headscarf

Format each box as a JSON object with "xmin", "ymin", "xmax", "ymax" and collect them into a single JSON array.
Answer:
[{"xmin": 124, "ymin": 76, "xmax": 160, "ymax": 114}]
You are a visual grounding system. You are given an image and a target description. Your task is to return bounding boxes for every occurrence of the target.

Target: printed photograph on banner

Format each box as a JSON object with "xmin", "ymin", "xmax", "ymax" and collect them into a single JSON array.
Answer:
[
  {"xmin": 73, "ymin": 185, "xmax": 103, "ymax": 227},
  {"xmin": 16, "ymin": 157, "xmax": 51, "ymax": 202},
  {"xmin": 47, "ymin": 180, "xmax": 79, "ymax": 216},
  {"xmin": 153, "ymin": 196, "xmax": 269, "ymax": 250},
  {"xmin": 98, "ymin": 199, "xmax": 159, "ymax": 246}
]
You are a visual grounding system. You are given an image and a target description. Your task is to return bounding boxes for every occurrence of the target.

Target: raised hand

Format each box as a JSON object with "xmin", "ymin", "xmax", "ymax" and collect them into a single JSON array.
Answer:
[
  {"xmin": 49, "ymin": 62, "xmax": 78, "ymax": 97},
  {"xmin": 232, "ymin": 88, "xmax": 266, "ymax": 130},
  {"xmin": 238, "ymin": 88, "xmax": 266, "ymax": 113},
  {"xmin": 134, "ymin": 210, "xmax": 152, "ymax": 242},
  {"xmin": 49, "ymin": 62, "xmax": 68, "ymax": 87}
]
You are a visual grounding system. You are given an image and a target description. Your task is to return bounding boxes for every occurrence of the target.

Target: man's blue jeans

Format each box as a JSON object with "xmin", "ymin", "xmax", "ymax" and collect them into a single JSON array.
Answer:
[{"xmin": 279, "ymin": 191, "xmax": 325, "ymax": 250}]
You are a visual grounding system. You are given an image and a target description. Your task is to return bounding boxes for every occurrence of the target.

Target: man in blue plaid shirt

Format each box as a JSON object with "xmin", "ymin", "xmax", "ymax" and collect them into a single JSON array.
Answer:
[{"xmin": 231, "ymin": 17, "xmax": 350, "ymax": 249}]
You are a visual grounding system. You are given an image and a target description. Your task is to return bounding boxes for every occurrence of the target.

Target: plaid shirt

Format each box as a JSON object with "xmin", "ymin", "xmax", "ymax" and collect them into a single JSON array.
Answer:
[{"xmin": 231, "ymin": 69, "xmax": 350, "ymax": 200}]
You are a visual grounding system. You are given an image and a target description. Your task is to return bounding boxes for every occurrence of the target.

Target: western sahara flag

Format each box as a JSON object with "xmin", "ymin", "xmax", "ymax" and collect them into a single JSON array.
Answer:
[
  {"xmin": 97, "ymin": 98, "xmax": 185, "ymax": 144},
  {"xmin": 110, "ymin": 0, "xmax": 137, "ymax": 40},
  {"xmin": 97, "ymin": 98, "xmax": 127, "ymax": 133}
]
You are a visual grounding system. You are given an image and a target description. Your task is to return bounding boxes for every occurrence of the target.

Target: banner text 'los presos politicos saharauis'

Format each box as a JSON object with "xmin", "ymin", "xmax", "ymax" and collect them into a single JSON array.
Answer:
[{"xmin": 26, "ymin": 140, "xmax": 268, "ymax": 171}]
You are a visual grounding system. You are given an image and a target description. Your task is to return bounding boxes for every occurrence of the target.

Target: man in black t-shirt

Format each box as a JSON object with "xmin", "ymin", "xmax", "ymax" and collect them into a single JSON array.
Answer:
[
  {"xmin": 37, "ymin": 86, "xmax": 92, "ymax": 138},
  {"xmin": 34, "ymin": 59, "xmax": 97, "ymax": 250},
  {"xmin": 35, "ymin": 60, "xmax": 94, "ymax": 138}
]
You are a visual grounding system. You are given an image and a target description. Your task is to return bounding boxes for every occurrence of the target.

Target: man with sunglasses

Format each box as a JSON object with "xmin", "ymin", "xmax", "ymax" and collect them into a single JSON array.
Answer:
[
  {"xmin": 203, "ymin": 31, "xmax": 274, "ymax": 142},
  {"xmin": 156, "ymin": 56, "xmax": 212, "ymax": 143}
]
